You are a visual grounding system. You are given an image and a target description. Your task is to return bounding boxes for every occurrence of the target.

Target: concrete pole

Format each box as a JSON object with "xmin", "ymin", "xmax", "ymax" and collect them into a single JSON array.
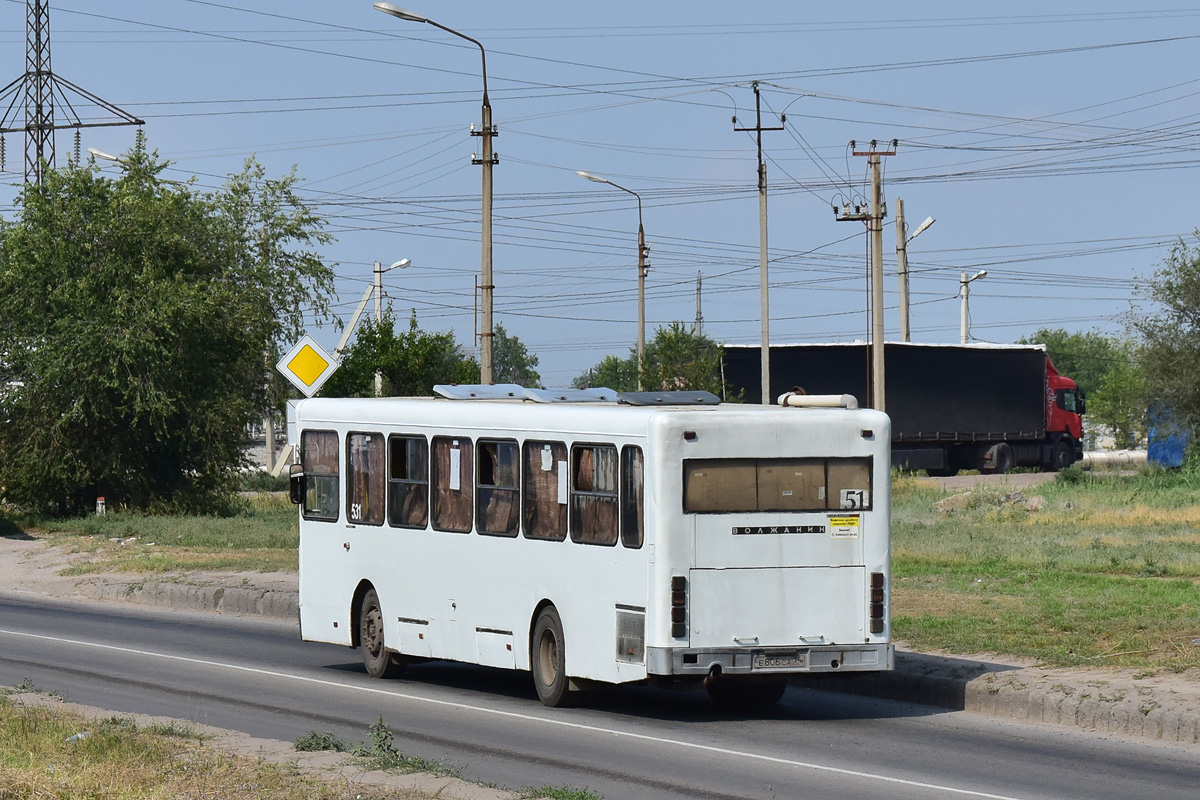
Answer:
[
  {"xmin": 758, "ymin": 149, "xmax": 771, "ymax": 405},
  {"xmin": 636, "ymin": 218, "xmax": 646, "ymax": 391},
  {"xmin": 374, "ymin": 260, "xmax": 383, "ymax": 396},
  {"xmin": 869, "ymin": 154, "xmax": 886, "ymax": 412},
  {"xmin": 895, "ymin": 198, "xmax": 911, "ymax": 343},
  {"xmin": 480, "ymin": 100, "xmax": 494, "ymax": 384},
  {"xmin": 960, "ymin": 272, "xmax": 970, "ymax": 345}
]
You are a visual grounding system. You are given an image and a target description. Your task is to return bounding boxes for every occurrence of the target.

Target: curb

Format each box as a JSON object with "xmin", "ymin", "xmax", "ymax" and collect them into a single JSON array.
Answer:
[
  {"xmin": 84, "ymin": 580, "xmax": 298, "ymax": 621},
  {"xmin": 793, "ymin": 650, "xmax": 1200, "ymax": 745}
]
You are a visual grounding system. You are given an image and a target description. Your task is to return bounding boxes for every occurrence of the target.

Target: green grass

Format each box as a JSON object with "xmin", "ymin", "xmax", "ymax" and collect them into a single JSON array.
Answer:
[
  {"xmin": 6, "ymin": 492, "xmax": 299, "ymax": 574},
  {"xmin": 0, "ymin": 695, "xmax": 405, "ymax": 800},
  {"xmin": 520, "ymin": 787, "xmax": 605, "ymax": 800},
  {"xmin": 892, "ymin": 468, "xmax": 1200, "ymax": 671}
]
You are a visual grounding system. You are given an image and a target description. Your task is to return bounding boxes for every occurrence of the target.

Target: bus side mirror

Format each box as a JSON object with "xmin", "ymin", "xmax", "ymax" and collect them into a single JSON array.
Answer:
[{"xmin": 288, "ymin": 463, "xmax": 305, "ymax": 505}]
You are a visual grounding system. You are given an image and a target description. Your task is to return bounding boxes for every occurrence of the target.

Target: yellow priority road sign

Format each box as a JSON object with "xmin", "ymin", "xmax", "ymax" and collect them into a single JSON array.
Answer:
[{"xmin": 276, "ymin": 335, "xmax": 339, "ymax": 397}]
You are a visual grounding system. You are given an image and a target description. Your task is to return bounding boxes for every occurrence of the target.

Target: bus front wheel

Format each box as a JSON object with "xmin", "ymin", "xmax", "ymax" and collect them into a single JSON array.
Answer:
[
  {"xmin": 360, "ymin": 588, "xmax": 405, "ymax": 679},
  {"xmin": 532, "ymin": 606, "xmax": 576, "ymax": 707}
]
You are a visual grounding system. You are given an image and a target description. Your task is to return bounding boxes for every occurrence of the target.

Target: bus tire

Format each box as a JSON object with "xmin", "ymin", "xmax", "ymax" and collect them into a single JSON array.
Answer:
[
  {"xmin": 532, "ymin": 606, "xmax": 575, "ymax": 708},
  {"xmin": 706, "ymin": 675, "xmax": 788, "ymax": 707},
  {"xmin": 360, "ymin": 588, "xmax": 404, "ymax": 679}
]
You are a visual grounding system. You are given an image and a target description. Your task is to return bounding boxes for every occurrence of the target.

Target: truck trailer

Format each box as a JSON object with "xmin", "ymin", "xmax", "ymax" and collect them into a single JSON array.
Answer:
[{"xmin": 722, "ymin": 342, "xmax": 1085, "ymax": 475}]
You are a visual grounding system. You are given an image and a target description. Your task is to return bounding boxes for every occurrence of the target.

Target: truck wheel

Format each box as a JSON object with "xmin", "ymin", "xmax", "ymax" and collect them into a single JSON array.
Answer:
[
  {"xmin": 532, "ymin": 606, "xmax": 576, "ymax": 707},
  {"xmin": 360, "ymin": 588, "xmax": 405, "ymax": 679},
  {"xmin": 982, "ymin": 443, "xmax": 1014, "ymax": 475},
  {"xmin": 1052, "ymin": 438, "xmax": 1073, "ymax": 471}
]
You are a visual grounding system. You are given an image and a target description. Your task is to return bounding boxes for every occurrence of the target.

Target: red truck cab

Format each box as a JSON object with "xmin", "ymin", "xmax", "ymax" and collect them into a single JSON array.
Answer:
[{"xmin": 1046, "ymin": 357, "xmax": 1085, "ymax": 467}]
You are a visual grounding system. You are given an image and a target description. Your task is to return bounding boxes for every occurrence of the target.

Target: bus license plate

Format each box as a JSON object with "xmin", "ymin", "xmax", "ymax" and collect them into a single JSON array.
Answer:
[{"xmin": 753, "ymin": 653, "xmax": 805, "ymax": 669}]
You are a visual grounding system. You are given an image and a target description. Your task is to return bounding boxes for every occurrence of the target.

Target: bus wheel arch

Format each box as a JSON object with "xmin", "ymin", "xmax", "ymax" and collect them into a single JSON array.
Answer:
[
  {"xmin": 530, "ymin": 603, "xmax": 576, "ymax": 707},
  {"xmin": 355, "ymin": 582, "xmax": 405, "ymax": 679}
]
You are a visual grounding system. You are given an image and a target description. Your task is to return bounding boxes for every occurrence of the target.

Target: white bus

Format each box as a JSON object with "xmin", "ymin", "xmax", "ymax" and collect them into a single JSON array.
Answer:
[{"xmin": 287, "ymin": 385, "xmax": 894, "ymax": 707}]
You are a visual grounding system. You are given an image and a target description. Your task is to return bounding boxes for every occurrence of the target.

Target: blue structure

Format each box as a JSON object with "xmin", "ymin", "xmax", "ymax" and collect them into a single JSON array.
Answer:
[{"xmin": 1148, "ymin": 404, "xmax": 1190, "ymax": 468}]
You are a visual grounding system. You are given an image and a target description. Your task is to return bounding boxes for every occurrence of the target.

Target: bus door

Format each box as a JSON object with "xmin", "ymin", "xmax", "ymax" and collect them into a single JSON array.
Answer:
[{"xmin": 682, "ymin": 457, "xmax": 872, "ymax": 649}]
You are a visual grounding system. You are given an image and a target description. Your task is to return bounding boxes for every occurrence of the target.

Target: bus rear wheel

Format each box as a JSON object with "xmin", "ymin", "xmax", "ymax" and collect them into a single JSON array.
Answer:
[
  {"xmin": 706, "ymin": 675, "xmax": 788, "ymax": 707},
  {"xmin": 532, "ymin": 606, "xmax": 575, "ymax": 707},
  {"xmin": 360, "ymin": 588, "xmax": 405, "ymax": 679}
]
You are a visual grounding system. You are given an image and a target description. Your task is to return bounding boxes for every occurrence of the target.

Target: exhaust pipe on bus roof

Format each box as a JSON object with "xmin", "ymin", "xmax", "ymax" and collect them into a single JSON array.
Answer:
[{"xmin": 777, "ymin": 391, "xmax": 859, "ymax": 409}]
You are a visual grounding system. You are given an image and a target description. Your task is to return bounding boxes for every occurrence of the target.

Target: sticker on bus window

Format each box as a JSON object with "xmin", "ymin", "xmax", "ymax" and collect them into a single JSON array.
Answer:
[
  {"xmin": 840, "ymin": 489, "xmax": 869, "ymax": 509},
  {"xmin": 828, "ymin": 514, "xmax": 860, "ymax": 538},
  {"xmin": 450, "ymin": 447, "xmax": 461, "ymax": 491},
  {"xmin": 557, "ymin": 464, "xmax": 567, "ymax": 504}
]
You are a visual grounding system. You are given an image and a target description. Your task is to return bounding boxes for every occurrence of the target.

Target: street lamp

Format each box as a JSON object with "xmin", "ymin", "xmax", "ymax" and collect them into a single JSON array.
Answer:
[
  {"xmin": 960, "ymin": 269, "xmax": 987, "ymax": 344},
  {"xmin": 374, "ymin": 3, "xmax": 497, "ymax": 385},
  {"xmin": 374, "ymin": 258, "xmax": 411, "ymax": 397},
  {"xmin": 577, "ymin": 170, "xmax": 649, "ymax": 391},
  {"xmin": 895, "ymin": 197, "xmax": 935, "ymax": 342}
]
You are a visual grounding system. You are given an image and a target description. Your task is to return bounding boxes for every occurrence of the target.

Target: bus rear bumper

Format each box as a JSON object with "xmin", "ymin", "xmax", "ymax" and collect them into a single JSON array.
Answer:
[{"xmin": 645, "ymin": 643, "xmax": 894, "ymax": 676}]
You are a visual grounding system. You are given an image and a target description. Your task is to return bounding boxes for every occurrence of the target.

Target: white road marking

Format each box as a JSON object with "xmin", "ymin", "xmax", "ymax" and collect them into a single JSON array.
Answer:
[{"xmin": 0, "ymin": 627, "xmax": 1025, "ymax": 799}]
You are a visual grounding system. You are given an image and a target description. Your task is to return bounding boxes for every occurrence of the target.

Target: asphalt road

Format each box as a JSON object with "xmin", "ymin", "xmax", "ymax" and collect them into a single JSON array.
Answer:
[{"xmin": 1, "ymin": 595, "xmax": 1197, "ymax": 800}]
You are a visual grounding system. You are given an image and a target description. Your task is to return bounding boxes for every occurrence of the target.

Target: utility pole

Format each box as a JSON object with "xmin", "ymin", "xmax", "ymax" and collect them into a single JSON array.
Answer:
[
  {"xmin": 694, "ymin": 272, "xmax": 704, "ymax": 336},
  {"xmin": 734, "ymin": 81, "xmax": 785, "ymax": 404},
  {"xmin": 0, "ymin": 0, "xmax": 142, "ymax": 183},
  {"xmin": 895, "ymin": 199, "xmax": 935, "ymax": 344},
  {"xmin": 960, "ymin": 270, "xmax": 987, "ymax": 344},
  {"xmin": 835, "ymin": 140, "xmax": 896, "ymax": 412},
  {"xmin": 895, "ymin": 198, "xmax": 910, "ymax": 343}
]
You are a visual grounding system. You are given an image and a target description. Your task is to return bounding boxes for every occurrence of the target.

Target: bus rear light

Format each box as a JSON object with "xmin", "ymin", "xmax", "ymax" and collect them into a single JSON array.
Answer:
[
  {"xmin": 870, "ymin": 571, "xmax": 886, "ymax": 634},
  {"xmin": 671, "ymin": 576, "xmax": 688, "ymax": 638}
]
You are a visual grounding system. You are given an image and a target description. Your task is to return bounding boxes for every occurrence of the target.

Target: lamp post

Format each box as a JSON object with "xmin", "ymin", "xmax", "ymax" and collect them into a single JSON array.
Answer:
[
  {"xmin": 374, "ymin": 258, "xmax": 411, "ymax": 396},
  {"xmin": 374, "ymin": 3, "xmax": 496, "ymax": 384},
  {"xmin": 577, "ymin": 170, "xmax": 648, "ymax": 391},
  {"xmin": 960, "ymin": 269, "xmax": 987, "ymax": 344},
  {"xmin": 895, "ymin": 197, "xmax": 935, "ymax": 342}
]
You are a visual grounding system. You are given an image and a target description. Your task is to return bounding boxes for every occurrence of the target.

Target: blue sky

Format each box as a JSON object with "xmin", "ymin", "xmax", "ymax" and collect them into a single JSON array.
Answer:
[{"xmin": 2, "ymin": 1, "xmax": 1197, "ymax": 386}]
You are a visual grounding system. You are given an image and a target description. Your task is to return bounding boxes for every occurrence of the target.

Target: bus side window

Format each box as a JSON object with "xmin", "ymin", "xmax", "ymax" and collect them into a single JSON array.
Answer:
[
  {"xmin": 431, "ymin": 437, "xmax": 473, "ymax": 533},
  {"xmin": 347, "ymin": 432, "xmax": 385, "ymax": 526},
  {"xmin": 388, "ymin": 435, "xmax": 428, "ymax": 529},
  {"xmin": 571, "ymin": 444, "xmax": 618, "ymax": 546},
  {"xmin": 621, "ymin": 446, "xmax": 644, "ymax": 549},
  {"xmin": 301, "ymin": 430, "xmax": 339, "ymax": 522},
  {"xmin": 522, "ymin": 440, "xmax": 567, "ymax": 541},
  {"xmin": 477, "ymin": 439, "xmax": 520, "ymax": 536}
]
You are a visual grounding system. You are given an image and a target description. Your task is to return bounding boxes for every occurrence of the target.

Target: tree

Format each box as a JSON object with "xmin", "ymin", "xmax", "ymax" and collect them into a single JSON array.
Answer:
[
  {"xmin": 0, "ymin": 142, "xmax": 334, "ymax": 515},
  {"xmin": 574, "ymin": 322, "xmax": 738, "ymax": 398},
  {"xmin": 573, "ymin": 354, "xmax": 638, "ymax": 392},
  {"xmin": 218, "ymin": 158, "xmax": 334, "ymax": 426},
  {"xmin": 1132, "ymin": 233, "xmax": 1200, "ymax": 436},
  {"xmin": 492, "ymin": 324, "xmax": 541, "ymax": 386},
  {"xmin": 321, "ymin": 310, "xmax": 478, "ymax": 398},
  {"xmin": 1016, "ymin": 328, "xmax": 1117, "ymax": 396},
  {"xmin": 1085, "ymin": 341, "xmax": 1148, "ymax": 449},
  {"xmin": 1018, "ymin": 327, "xmax": 1149, "ymax": 448}
]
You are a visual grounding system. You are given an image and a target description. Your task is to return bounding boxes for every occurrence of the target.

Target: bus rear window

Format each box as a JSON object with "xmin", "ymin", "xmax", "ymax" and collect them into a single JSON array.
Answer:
[{"xmin": 683, "ymin": 457, "xmax": 872, "ymax": 513}]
